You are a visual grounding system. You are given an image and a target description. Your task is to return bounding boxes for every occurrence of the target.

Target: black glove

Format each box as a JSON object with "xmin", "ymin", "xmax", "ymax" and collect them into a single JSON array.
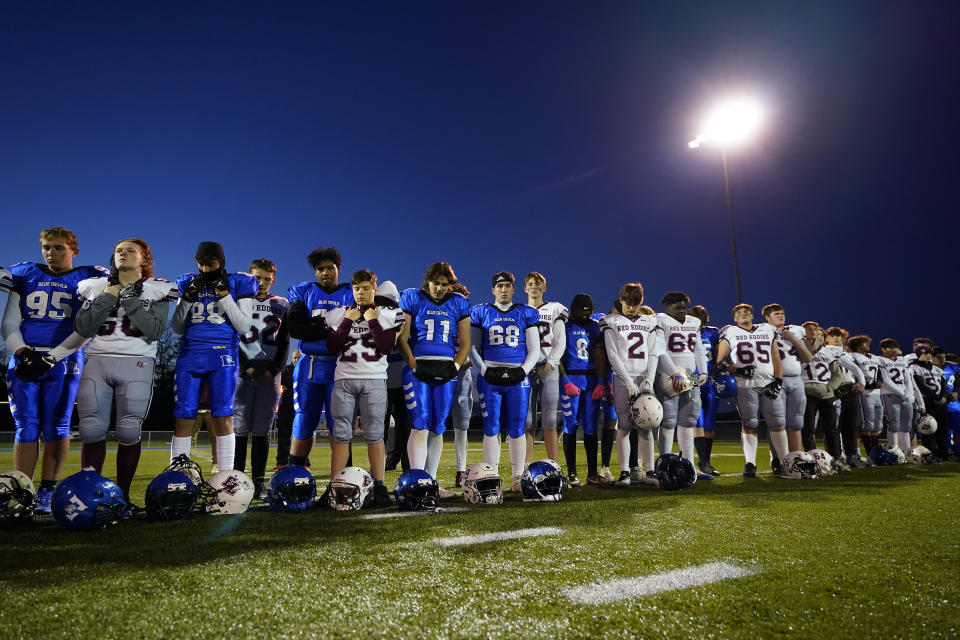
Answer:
[
  {"xmin": 205, "ymin": 270, "xmax": 230, "ymax": 295},
  {"xmin": 15, "ymin": 350, "xmax": 56, "ymax": 380},
  {"xmin": 714, "ymin": 358, "xmax": 731, "ymax": 375},
  {"xmin": 118, "ymin": 281, "xmax": 143, "ymax": 303},
  {"xmin": 182, "ymin": 275, "xmax": 205, "ymax": 303},
  {"xmin": 738, "ymin": 364, "xmax": 756, "ymax": 379},
  {"xmin": 763, "ymin": 377, "xmax": 783, "ymax": 399},
  {"xmin": 413, "ymin": 359, "xmax": 458, "ymax": 384},
  {"xmin": 266, "ymin": 362, "xmax": 281, "ymax": 377}
]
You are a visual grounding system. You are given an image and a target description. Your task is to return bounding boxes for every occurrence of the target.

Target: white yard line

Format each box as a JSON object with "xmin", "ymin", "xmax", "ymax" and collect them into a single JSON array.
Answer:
[
  {"xmin": 362, "ymin": 507, "xmax": 469, "ymax": 520},
  {"xmin": 428, "ymin": 526, "xmax": 564, "ymax": 547},
  {"xmin": 562, "ymin": 561, "xmax": 757, "ymax": 604}
]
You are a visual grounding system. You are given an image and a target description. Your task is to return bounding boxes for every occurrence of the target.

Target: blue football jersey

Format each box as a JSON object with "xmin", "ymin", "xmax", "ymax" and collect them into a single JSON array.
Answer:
[
  {"xmin": 562, "ymin": 318, "xmax": 601, "ymax": 373},
  {"xmin": 287, "ymin": 281, "xmax": 354, "ymax": 356},
  {"xmin": 176, "ymin": 272, "xmax": 258, "ymax": 348},
  {"xmin": 400, "ymin": 288, "xmax": 470, "ymax": 359},
  {"xmin": 470, "ymin": 303, "xmax": 540, "ymax": 365},
  {"xmin": 700, "ymin": 325, "xmax": 719, "ymax": 374},
  {"xmin": 6, "ymin": 262, "xmax": 110, "ymax": 347}
]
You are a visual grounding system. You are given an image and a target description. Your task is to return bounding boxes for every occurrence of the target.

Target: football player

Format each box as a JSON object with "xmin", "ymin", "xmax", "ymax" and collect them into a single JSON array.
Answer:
[
  {"xmin": 397, "ymin": 262, "xmax": 471, "ymax": 489},
  {"xmin": 941, "ymin": 352, "xmax": 960, "ymax": 459},
  {"xmin": 1, "ymin": 227, "xmax": 109, "ymax": 512},
  {"xmin": 522, "ymin": 272, "xmax": 567, "ymax": 464},
  {"xmin": 655, "ymin": 292, "xmax": 709, "ymax": 476},
  {"xmin": 602, "ymin": 283, "xmax": 669, "ymax": 486},
  {"xmin": 687, "ymin": 304, "xmax": 721, "ymax": 476},
  {"xmin": 911, "ymin": 344, "xmax": 948, "ymax": 458},
  {"xmin": 169, "ymin": 242, "xmax": 257, "ymax": 472},
  {"xmin": 876, "ymin": 338, "xmax": 922, "ymax": 453},
  {"xmin": 469, "ymin": 271, "xmax": 541, "ymax": 490},
  {"xmin": 284, "ymin": 246, "xmax": 354, "ymax": 466},
  {"xmin": 847, "ymin": 334, "xmax": 885, "ymax": 464},
  {"xmin": 714, "ymin": 303, "xmax": 787, "ymax": 478},
  {"xmin": 72, "ymin": 238, "xmax": 177, "ymax": 503},
  {"xmin": 234, "ymin": 258, "xmax": 290, "ymax": 499},
  {"xmin": 760, "ymin": 304, "xmax": 813, "ymax": 461},
  {"xmin": 559, "ymin": 293, "xmax": 607, "ymax": 486},
  {"xmin": 591, "ymin": 300, "xmax": 620, "ymax": 483},
  {"xmin": 448, "ymin": 282, "xmax": 475, "ymax": 487},
  {"xmin": 325, "ymin": 271, "xmax": 405, "ymax": 506}
]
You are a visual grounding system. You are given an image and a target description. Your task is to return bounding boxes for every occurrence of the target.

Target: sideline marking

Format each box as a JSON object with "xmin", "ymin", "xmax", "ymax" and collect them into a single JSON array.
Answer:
[
  {"xmin": 429, "ymin": 526, "xmax": 563, "ymax": 547},
  {"xmin": 363, "ymin": 507, "xmax": 469, "ymax": 520},
  {"xmin": 562, "ymin": 561, "xmax": 757, "ymax": 604}
]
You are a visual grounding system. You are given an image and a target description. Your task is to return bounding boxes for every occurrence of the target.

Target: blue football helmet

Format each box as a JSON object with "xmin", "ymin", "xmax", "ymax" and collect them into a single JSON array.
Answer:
[
  {"xmin": 394, "ymin": 469, "xmax": 439, "ymax": 511},
  {"xmin": 145, "ymin": 470, "xmax": 197, "ymax": 522},
  {"xmin": 267, "ymin": 465, "xmax": 316, "ymax": 513},
  {"xmin": 869, "ymin": 445, "xmax": 899, "ymax": 466},
  {"xmin": 713, "ymin": 373, "xmax": 738, "ymax": 399},
  {"xmin": 51, "ymin": 469, "xmax": 129, "ymax": 532},
  {"xmin": 521, "ymin": 459, "xmax": 565, "ymax": 502},
  {"xmin": 654, "ymin": 454, "xmax": 698, "ymax": 491}
]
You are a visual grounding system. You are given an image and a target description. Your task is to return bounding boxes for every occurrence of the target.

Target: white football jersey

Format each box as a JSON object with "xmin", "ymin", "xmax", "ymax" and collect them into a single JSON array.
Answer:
[
  {"xmin": 326, "ymin": 306, "xmax": 405, "ymax": 380},
  {"xmin": 601, "ymin": 313, "xmax": 663, "ymax": 378},
  {"xmin": 532, "ymin": 302, "xmax": 568, "ymax": 364},
  {"xmin": 801, "ymin": 346, "xmax": 842, "ymax": 385},
  {"xmin": 877, "ymin": 355, "xmax": 911, "ymax": 398},
  {"xmin": 764, "ymin": 324, "xmax": 806, "ymax": 378},
  {"xmin": 719, "ymin": 324, "xmax": 777, "ymax": 387},
  {"xmin": 849, "ymin": 351, "xmax": 882, "ymax": 388},
  {"xmin": 239, "ymin": 294, "xmax": 289, "ymax": 361},
  {"xmin": 77, "ymin": 277, "xmax": 179, "ymax": 358},
  {"xmin": 656, "ymin": 312, "xmax": 706, "ymax": 372},
  {"xmin": 0, "ymin": 266, "xmax": 12, "ymax": 292}
]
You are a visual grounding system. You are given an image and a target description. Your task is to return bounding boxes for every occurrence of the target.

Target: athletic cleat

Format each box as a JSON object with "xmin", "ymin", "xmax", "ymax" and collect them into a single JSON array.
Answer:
[
  {"xmin": 630, "ymin": 466, "xmax": 643, "ymax": 483},
  {"xmin": 253, "ymin": 478, "xmax": 268, "ymax": 501},
  {"xmin": 615, "ymin": 471, "xmax": 631, "ymax": 487},
  {"xmin": 567, "ymin": 473, "xmax": 581, "ymax": 489},
  {"xmin": 771, "ymin": 457, "xmax": 783, "ymax": 475},
  {"xmin": 847, "ymin": 455, "xmax": 867, "ymax": 469},
  {"xmin": 437, "ymin": 486, "xmax": 456, "ymax": 499},
  {"xmin": 372, "ymin": 483, "xmax": 393, "ymax": 507},
  {"xmin": 644, "ymin": 471, "xmax": 659, "ymax": 487},
  {"xmin": 455, "ymin": 470, "xmax": 467, "ymax": 488},
  {"xmin": 585, "ymin": 474, "xmax": 604, "ymax": 486},
  {"xmin": 696, "ymin": 472, "xmax": 714, "ymax": 482},
  {"xmin": 833, "ymin": 459, "xmax": 852, "ymax": 474},
  {"xmin": 698, "ymin": 461, "xmax": 720, "ymax": 477},
  {"xmin": 600, "ymin": 466, "xmax": 615, "ymax": 484},
  {"xmin": 743, "ymin": 462, "xmax": 757, "ymax": 478},
  {"xmin": 36, "ymin": 488, "xmax": 54, "ymax": 515},
  {"xmin": 511, "ymin": 475, "xmax": 522, "ymax": 492}
]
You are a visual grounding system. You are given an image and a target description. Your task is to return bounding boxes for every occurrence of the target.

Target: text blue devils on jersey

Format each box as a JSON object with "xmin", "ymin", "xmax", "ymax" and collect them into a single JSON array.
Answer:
[
  {"xmin": 287, "ymin": 282, "xmax": 354, "ymax": 357},
  {"xmin": 6, "ymin": 262, "xmax": 110, "ymax": 347},
  {"xmin": 176, "ymin": 272, "xmax": 258, "ymax": 349},
  {"xmin": 400, "ymin": 288, "xmax": 470, "ymax": 359},
  {"xmin": 470, "ymin": 303, "xmax": 540, "ymax": 364},
  {"xmin": 562, "ymin": 318, "xmax": 601, "ymax": 373}
]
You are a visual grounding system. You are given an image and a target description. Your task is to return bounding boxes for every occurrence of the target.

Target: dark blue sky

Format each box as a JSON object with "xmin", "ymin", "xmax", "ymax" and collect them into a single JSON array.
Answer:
[{"xmin": 2, "ymin": 2, "xmax": 957, "ymax": 351}]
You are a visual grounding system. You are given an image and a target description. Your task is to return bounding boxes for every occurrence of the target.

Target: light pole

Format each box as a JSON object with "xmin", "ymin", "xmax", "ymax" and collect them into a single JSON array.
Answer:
[{"xmin": 689, "ymin": 98, "xmax": 763, "ymax": 304}]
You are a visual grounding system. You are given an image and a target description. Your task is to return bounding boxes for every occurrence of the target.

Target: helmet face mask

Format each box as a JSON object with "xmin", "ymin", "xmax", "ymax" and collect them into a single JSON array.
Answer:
[
  {"xmin": 463, "ymin": 462, "xmax": 503, "ymax": 505},
  {"xmin": 659, "ymin": 369, "xmax": 695, "ymax": 398},
  {"xmin": 807, "ymin": 449, "xmax": 835, "ymax": 476},
  {"xmin": 329, "ymin": 466, "xmax": 374, "ymax": 511},
  {"xmin": 0, "ymin": 470, "xmax": 36, "ymax": 521},
  {"xmin": 51, "ymin": 470, "xmax": 129, "ymax": 531},
  {"xmin": 145, "ymin": 470, "xmax": 197, "ymax": 521},
  {"xmin": 521, "ymin": 459, "xmax": 565, "ymax": 502},
  {"xmin": 167, "ymin": 454, "xmax": 204, "ymax": 487},
  {"xmin": 394, "ymin": 469, "xmax": 439, "ymax": 511},
  {"xmin": 654, "ymin": 454, "xmax": 697, "ymax": 490},
  {"xmin": 629, "ymin": 393, "xmax": 663, "ymax": 430},
  {"xmin": 198, "ymin": 470, "xmax": 255, "ymax": 515},
  {"xmin": 781, "ymin": 452, "xmax": 821, "ymax": 479},
  {"xmin": 267, "ymin": 466, "xmax": 316, "ymax": 513}
]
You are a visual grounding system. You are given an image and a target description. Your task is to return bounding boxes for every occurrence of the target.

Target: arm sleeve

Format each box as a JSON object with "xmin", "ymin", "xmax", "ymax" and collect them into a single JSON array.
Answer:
[
  {"xmin": 546, "ymin": 318, "xmax": 566, "ymax": 368},
  {"xmin": 838, "ymin": 353, "xmax": 865, "ymax": 385},
  {"xmin": 123, "ymin": 297, "xmax": 169, "ymax": 341},
  {"xmin": 2, "ymin": 292, "xmax": 27, "ymax": 353},
  {"xmin": 285, "ymin": 300, "xmax": 329, "ymax": 342},
  {"xmin": 326, "ymin": 317, "xmax": 354, "ymax": 353},
  {"xmin": 272, "ymin": 318, "xmax": 291, "ymax": 368},
  {"xmin": 73, "ymin": 293, "xmax": 118, "ymax": 338},
  {"xmin": 521, "ymin": 326, "xmax": 540, "ymax": 374},
  {"xmin": 47, "ymin": 332, "xmax": 91, "ymax": 361},
  {"xmin": 694, "ymin": 333, "xmax": 708, "ymax": 373},
  {"xmin": 170, "ymin": 299, "xmax": 192, "ymax": 335},
  {"xmin": 645, "ymin": 334, "xmax": 662, "ymax": 381},
  {"xmin": 604, "ymin": 331, "xmax": 632, "ymax": 382},
  {"xmin": 367, "ymin": 319, "xmax": 398, "ymax": 356},
  {"xmin": 658, "ymin": 351, "xmax": 679, "ymax": 377},
  {"xmin": 908, "ymin": 372, "xmax": 925, "ymax": 411},
  {"xmin": 219, "ymin": 295, "xmax": 253, "ymax": 334},
  {"xmin": 469, "ymin": 326, "xmax": 486, "ymax": 371}
]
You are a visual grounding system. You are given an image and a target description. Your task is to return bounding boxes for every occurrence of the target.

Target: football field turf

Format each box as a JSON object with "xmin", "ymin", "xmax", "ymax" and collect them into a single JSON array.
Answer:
[{"xmin": 1, "ymin": 441, "xmax": 957, "ymax": 639}]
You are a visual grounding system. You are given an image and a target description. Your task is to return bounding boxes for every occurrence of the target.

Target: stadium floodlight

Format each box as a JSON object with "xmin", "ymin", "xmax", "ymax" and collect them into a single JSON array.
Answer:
[{"xmin": 688, "ymin": 96, "xmax": 765, "ymax": 303}]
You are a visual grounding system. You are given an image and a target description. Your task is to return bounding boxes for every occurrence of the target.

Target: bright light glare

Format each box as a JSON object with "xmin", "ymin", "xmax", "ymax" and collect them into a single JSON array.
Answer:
[{"xmin": 691, "ymin": 98, "xmax": 764, "ymax": 148}]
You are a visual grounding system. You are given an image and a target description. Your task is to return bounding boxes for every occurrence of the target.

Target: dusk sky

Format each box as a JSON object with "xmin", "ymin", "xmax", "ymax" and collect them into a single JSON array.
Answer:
[{"xmin": 2, "ymin": 2, "xmax": 957, "ymax": 352}]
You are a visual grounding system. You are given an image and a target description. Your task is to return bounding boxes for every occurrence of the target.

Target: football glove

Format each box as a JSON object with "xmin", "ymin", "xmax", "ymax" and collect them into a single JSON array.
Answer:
[
  {"xmin": 714, "ymin": 358, "xmax": 731, "ymax": 375},
  {"xmin": 181, "ymin": 276, "xmax": 205, "ymax": 302},
  {"xmin": 118, "ymin": 281, "xmax": 143, "ymax": 303},
  {"xmin": 563, "ymin": 381, "xmax": 581, "ymax": 398},
  {"xmin": 763, "ymin": 378, "xmax": 783, "ymax": 399},
  {"xmin": 591, "ymin": 383, "xmax": 606, "ymax": 401},
  {"xmin": 206, "ymin": 270, "xmax": 230, "ymax": 295},
  {"xmin": 625, "ymin": 378, "xmax": 640, "ymax": 397},
  {"xmin": 695, "ymin": 372, "xmax": 709, "ymax": 387},
  {"xmin": 15, "ymin": 350, "xmax": 56, "ymax": 380},
  {"xmin": 737, "ymin": 364, "xmax": 756, "ymax": 379},
  {"xmin": 639, "ymin": 378, "xmax": 654, "ymax": 395},
  {"xmin": 414, "ymin": 359, "xmax": 458, "ymax": 384}
]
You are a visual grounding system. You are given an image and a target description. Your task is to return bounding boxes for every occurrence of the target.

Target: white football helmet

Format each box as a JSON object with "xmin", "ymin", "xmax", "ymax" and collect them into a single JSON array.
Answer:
[
  {"xmin": 889, "ymin": 446, "xmax": 907, "ymax": 464},
  {"xmin": 806, "ymin": 449, "xmax": 835, "ymax": 476},
  {"xmin": 199, "ymin": 470, "xmax": 255, "ymax": 515},
  {"xmin": 462, "ymin": 462, "xmax": 503, "ymax": 505},
  {"xmin": 328, "ymin": 466, "xmax": 374, "ymax": 511},
  {"xmin": 629, "ymin": 393, "xmax": 663, "ymax": 430},
  {"xmin": 659, "ymin": 369, "xmax": 696, "ymax": 398},
  {"xmin": 906, "ymin": 445, "xmax": 936, "ymax": 465},
  {"xmin": 0, "ymin": 470, "xmax": 36, "ymax": 520},
  {"xmin": 781, "ymin": 452, "xmax": 821, "ymax": 479},
  {"xmin": 915, "ymin": 414, "xmax": 937, "ymax": 435}
]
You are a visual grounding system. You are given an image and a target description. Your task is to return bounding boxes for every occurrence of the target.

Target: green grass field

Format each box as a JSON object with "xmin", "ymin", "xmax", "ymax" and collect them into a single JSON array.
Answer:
[{"xmin": 1, "ymin": 439, "xmax": 957, "ymax": 640}]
